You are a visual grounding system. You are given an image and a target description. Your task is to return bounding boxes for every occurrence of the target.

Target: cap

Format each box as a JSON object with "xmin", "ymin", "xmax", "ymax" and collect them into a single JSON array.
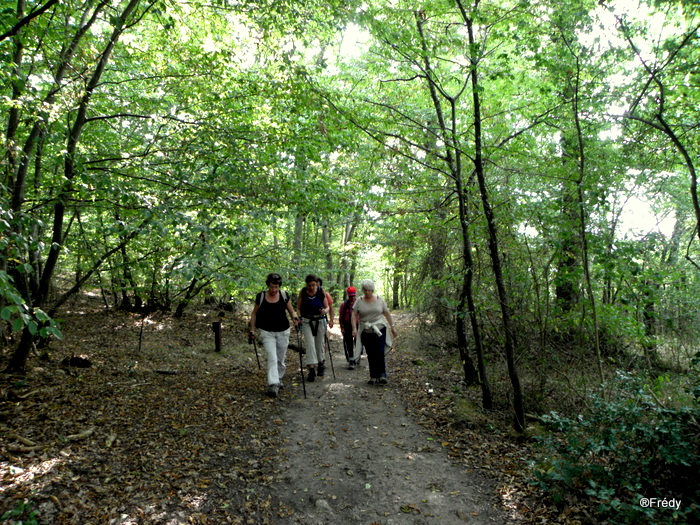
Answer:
[{"xmin": 346, "ymin": 286, "xmax": 357, "ymax": 296}]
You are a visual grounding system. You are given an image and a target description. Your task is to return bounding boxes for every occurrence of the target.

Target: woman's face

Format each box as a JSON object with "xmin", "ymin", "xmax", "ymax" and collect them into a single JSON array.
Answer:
[
  {"xmin": 267, "ymin": 283, "xmax": 280, "ymax": 296},
  {"xmin": 362, "ymin": 287, "xmax": 373, "ymax": 297},
  {"xmin": 306, "ymin": 281, "xmax": 318, "ymax": 295}
]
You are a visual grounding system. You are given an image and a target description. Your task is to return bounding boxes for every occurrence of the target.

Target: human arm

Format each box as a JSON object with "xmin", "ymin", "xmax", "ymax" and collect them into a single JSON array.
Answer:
[
  {"xmin": 383, "ymin": 304, "xmax": 397, "ymax": 338},
  {"xmin": 249, "ymin": 301, "xmax": 260, "ymax": 335},
  {"xmin": 286, "ymin": 298, "xmax": 299, "ymax": 327},
  {"xmin": 325, "ymin": 293, "xmax": 334, "ymax": 328}
]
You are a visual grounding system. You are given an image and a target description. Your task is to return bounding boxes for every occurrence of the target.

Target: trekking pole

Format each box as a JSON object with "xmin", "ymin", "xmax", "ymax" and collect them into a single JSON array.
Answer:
[
  {"xmin": 325, "ymin": 332, "xmax": 336, "ymax": 380},
  {"xmin": 248, "ymin": 332, "xmax": 261, "ymax": 370},
  {"xmin": 296, "ymin": 324, "xmax": 306, "ymax": 399}
]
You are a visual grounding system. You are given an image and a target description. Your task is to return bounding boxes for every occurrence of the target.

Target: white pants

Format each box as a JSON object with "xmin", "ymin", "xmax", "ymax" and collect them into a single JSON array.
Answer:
[
  {"xmin": 302, "ymin": 318, "xmax": 326, "ymax": 366},
  {"xmin": 259, "ymin": 328, "xmax": 290, "ymax": 386}
]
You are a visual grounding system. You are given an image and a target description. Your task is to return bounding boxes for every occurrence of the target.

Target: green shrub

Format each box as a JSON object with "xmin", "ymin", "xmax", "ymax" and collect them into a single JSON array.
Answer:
[
  {"xmin": 0, "ymin": 499, "xmax": 40, "ymax": 524},
  {"xmin": 533, "ymin": 371, "xmax": 700, "ymax": 523}
]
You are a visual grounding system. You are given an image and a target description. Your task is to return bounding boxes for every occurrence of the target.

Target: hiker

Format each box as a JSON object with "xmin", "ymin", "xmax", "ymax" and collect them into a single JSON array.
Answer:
[
  {"xmin": 249, "ymin": 273, "xmax": 299, "ymax": 398},
  {"xmin": 297, "ymin": 274, "xmax": 330, "ymax": 382},
  {"xmin": 352, "ymin": 279, "xmax": 397, "ymax": 385},
  {"xmin": 339, "ymin": 286, "xmax": 357, "ymax": 369}
]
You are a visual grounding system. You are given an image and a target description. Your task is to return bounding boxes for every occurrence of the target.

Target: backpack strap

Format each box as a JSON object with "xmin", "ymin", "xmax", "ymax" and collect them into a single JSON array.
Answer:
[{"xmin": 259, "ymin": 290, "xmax": 288, "ymax": 306}]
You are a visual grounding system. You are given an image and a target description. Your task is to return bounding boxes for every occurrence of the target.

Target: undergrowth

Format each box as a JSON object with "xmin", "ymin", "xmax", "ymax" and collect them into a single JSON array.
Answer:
[{"xmin": 532, "ymin": 369, "xmax": 700, "ymax": 523}]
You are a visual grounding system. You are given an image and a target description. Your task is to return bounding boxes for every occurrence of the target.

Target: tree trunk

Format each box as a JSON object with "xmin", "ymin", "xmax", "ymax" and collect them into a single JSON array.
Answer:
[
  {"xmin": 415, "ymin": 12, "xmax": 485, "ymax": 396},
  {"xmin": 424, "ymin": 206, "xmax": 450, "ymax": 326},
  {"xmin": 392, "ymin": 265, "xmax": 401, "ymax": 309},
  {"xmin": 462, "ymin": 9, "xmax": 524, "ymax": 430},
  {"xmin": 555, "ymin": 176, "xmax": 581, "ymax": 313},
  {"xmin": 5, "ymin": 0, "xmax": 144, "ymax": 373},
  {"xmin": 322, "ymin": 220, "xmax": 333, "ymax": 287},
  {"xmin": 292, "ymin": 213, "xmax": 305, "ymax": 279},
  {"xmin": 339, "ymin": 217, "xmax": 357, "ymax": 288}
]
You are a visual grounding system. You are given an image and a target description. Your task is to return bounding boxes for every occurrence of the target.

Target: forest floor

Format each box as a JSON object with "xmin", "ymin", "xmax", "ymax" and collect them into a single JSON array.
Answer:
[{"xmin": 0, "ymin": 295, "xmax": 580, "ymax": 524}]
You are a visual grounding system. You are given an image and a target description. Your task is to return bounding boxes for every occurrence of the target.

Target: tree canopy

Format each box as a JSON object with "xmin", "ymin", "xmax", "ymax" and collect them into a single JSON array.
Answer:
[{"xmin": 3, "ymin": 0, "xmax": 700, "ymax": 520}]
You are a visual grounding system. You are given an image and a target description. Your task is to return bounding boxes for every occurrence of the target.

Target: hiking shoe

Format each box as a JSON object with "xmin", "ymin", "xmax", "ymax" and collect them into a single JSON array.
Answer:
[
  {"xmin": 307, "ymin": 368, "xmax": 316, "ymax": 382},
  {"xmin": 317, "ymin": 361, "xmax": 325, "ymax": 377},
  {"xmin": 266, "ymin": 384, "xmax": 279, "ymax": 398},
  {"xmin": 278, "ymin": 382, "xmax": 285, "ymax": 390},
  {"xmin": 377, "ymin": 377, "xmax": 388, "ymax": 385},
  {"xmin": 367, "ymin": 378, "xmax": 377, "ymax": 385},
  {"xmin": 348, "ymin": 360, "xmax": 355, "ymax": 370}
]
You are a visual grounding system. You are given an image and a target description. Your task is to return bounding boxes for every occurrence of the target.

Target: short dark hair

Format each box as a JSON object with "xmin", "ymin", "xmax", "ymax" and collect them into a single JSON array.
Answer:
[
  {"xmin": 266, "ymin": 273, "xmax": 282, "ymax": 286},
  {"xmin": 305, "ymin": 274, "xmax": 319, "ymax": 284}
]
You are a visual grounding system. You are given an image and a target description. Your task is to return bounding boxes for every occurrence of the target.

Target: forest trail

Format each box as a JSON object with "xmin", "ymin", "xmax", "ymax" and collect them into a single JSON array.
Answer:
[
  {"xmin": 271, "ymin": 322, "xmax": 506, "ymax": 525},
  {"xmin": 1, "ymin": 302, "xmax": 523, "ymax": 524}
]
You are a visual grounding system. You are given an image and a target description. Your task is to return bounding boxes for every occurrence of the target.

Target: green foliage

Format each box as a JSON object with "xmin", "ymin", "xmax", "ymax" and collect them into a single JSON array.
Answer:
[
  {"xmin": 0, "ymin": 498, "xmax": 40, "ymax": 524},
  {"xmin": 0, "ymin": 271, "xmax": 62, "ymax": 339},
  {"xmin": 533, "ymin": 371, "xmax": 700, "ymax": 523}
]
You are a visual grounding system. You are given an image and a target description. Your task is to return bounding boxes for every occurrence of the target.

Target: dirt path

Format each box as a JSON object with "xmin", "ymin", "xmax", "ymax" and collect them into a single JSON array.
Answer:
[{"xmin": 271, "ymin": 327, "xmax": 506, "ymax": 525}]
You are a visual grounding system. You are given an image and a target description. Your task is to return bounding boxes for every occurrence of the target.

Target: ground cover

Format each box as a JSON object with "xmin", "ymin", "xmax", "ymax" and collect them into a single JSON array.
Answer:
[{"xmin": 1, "ymin": 296, "xmax": 582, "ymax": 524}]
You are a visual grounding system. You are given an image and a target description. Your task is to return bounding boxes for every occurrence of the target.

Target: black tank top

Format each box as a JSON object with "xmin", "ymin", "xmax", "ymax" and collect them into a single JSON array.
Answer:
[{"xmin": 255, "ymin": 292, "xmax": 290, "ymax": 332}]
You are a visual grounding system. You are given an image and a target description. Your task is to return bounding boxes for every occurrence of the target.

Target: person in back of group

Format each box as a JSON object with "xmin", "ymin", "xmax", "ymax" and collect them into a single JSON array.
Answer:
[
  {"xmin": 339, "ymin": 286, "xmax": 357, "ymax": 369},
  {"xmin": 298, "ymin": 274, "xmax": 330, "ymax": 382},
  {"xmin": 249, "ymin": 273, "xmax": 299, "ymax": 398},
  {"xmin": 352, "ymin": 279, "xmax": 397, "ymax": 385}
]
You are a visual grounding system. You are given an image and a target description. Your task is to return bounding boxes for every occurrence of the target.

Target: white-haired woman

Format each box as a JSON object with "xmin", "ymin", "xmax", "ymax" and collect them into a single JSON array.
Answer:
[{"xmin": 351, "ymin": 279, "xmax": 397, "ymax": 385}]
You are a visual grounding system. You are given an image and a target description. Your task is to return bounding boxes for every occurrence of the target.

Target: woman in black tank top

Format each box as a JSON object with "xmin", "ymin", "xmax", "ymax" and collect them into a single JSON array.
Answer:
[{"xmin": 249, "ymin": 273, "xmax": 300, "ymax": 397}]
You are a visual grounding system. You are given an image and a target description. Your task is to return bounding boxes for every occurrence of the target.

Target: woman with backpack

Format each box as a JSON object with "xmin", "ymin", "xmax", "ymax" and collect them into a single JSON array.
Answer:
[
  {"xmin": 297, "ymin": 274, "xmax": 330, "ymax": 382},
  {"xmin": 249, "ymin": 273, "xmax": 299, "ymax": 397}
]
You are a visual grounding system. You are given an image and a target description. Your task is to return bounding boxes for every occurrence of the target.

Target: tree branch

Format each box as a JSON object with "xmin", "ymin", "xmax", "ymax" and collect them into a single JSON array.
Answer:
[{"xmin": 0, "ymin": 0, "xmax": 59, "ymax": 42}]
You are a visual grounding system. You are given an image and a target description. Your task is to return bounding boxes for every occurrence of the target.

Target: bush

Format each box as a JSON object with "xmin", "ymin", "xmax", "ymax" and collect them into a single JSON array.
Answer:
[
  {"xmin": 1, "ymin": 499, "xmax": 40, "ymax": 524},
  {"xmin": 533, "ymin": 371, "xmax": 700, "ymax": 523}
]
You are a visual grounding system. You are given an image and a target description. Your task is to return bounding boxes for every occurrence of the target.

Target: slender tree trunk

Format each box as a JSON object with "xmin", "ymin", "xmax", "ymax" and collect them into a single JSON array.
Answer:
[
  {"xmin": 462, "ymin": 9, "xmax": 524, "ymax": 430},
  {"xmin": 322, "ymin": 220, "xmax": 333, "ymax": 287},
  {"xmin": 292, "ymin": 213, "xmax": 305, "ymax": 278},
  {"xmin": 565, "ymin": 58, "xmax": 604, "ymax": 384},
  {"xmin": 555, "ymin": 177, "xmax": 581, "ymax": 313},
  {"xmin": 392, "ymin": 259, "xmax": 402, "ymax": 309},
  {"xmin": 424, "ymin": 206, "xmax": 450, "ymax": 326},
  {"xmin": 339, "ymin": 218, "xmax": 357, "ymax": 288},
  {"xmin": 415, "ymin": 11, "xmax": 485, "ymax": 395},
  {"xmin": 6, "ymin": 0, "xmax": 144, "ymax": 373}
]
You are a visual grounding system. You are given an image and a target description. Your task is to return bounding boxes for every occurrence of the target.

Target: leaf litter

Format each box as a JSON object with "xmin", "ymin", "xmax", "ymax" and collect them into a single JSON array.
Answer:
[{"xmin": 1, "ymin": 295, "xmax": 574, "ymax": 524}]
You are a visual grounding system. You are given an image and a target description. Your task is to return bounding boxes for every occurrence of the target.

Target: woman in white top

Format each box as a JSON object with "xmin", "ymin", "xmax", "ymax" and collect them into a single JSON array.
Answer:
[{"xmin": 351, "ymin": 279, "xmax": 397, "ymax": 385}]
